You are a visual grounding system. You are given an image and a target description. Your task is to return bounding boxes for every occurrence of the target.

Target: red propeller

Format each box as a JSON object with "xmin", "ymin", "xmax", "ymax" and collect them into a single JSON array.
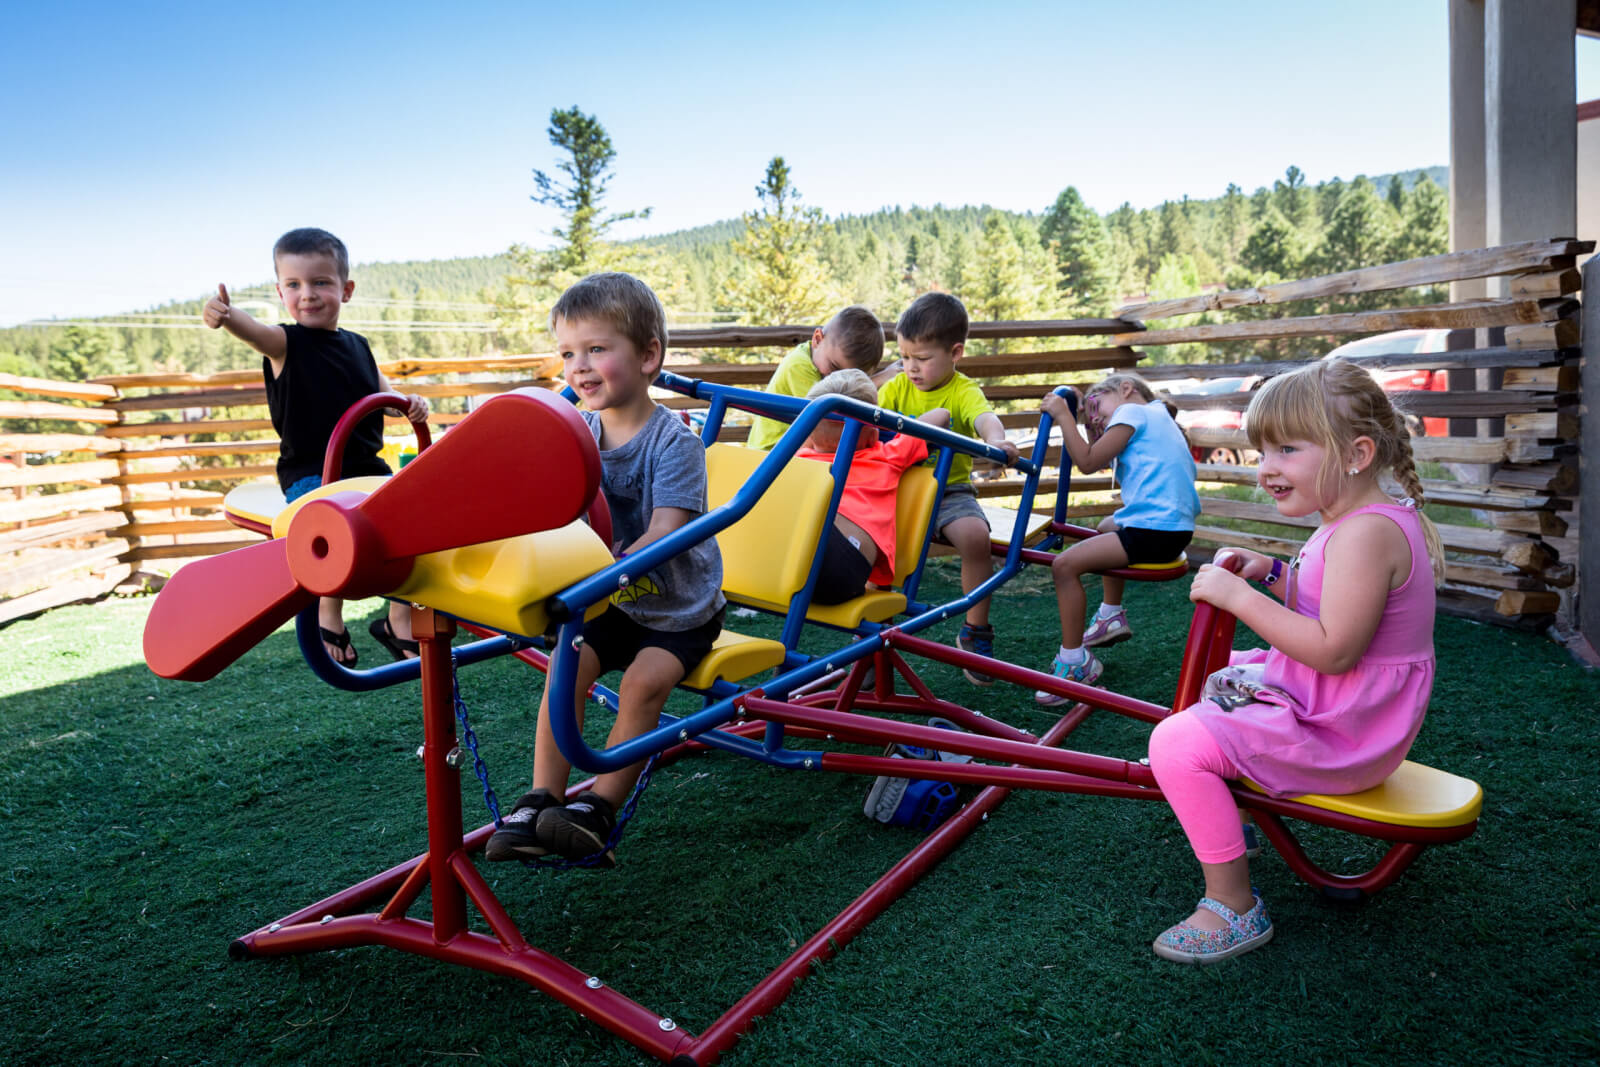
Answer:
[{"xmin": 145, "ymin": 388, "xmax": 600, "ymax": 681}]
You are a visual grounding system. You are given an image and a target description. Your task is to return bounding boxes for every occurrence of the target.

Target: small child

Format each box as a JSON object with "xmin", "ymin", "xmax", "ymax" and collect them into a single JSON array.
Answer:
[
  {"xmin": 202, "ymin": 227, "xmax": 429, "ymax": 666},
  {"xmin": 1146, "ymin": 359, "xmax": 1444, "ymax": 963},
  {"xmin": 745, "ymin": 305, "xmax": 886, "ymax": 451},
  {"xmin": 486, "ymin": 272, "xmax": 724, "ymax": 866},
  {"xmin": 877, "ymin": 293, "xmax": 1018, "ymax": 683},
  {"xmin": 794, "ymin": 369, "xmax": 949, "ymax": 604},
  {"xmin": 1036, "ymin": 373, "xmax": 1199, "ymax": 699}
]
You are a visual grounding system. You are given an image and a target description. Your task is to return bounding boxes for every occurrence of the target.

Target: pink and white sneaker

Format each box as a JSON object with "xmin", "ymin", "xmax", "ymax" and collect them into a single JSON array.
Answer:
[{"xmin": 1082, "ymin": 611, "xmax": 1132, "ymax": 648}]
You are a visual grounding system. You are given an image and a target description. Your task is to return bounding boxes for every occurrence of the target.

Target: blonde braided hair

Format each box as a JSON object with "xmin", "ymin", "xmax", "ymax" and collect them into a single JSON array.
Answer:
[{"xmin": 1246, "ymin": 359, "xmax": 1445, "ymax": 584}]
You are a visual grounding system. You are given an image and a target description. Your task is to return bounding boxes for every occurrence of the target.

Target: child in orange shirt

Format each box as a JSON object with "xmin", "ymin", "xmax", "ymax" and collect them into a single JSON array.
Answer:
[{"xmin": 795, "ymin": 369, "xmax": 948, "ymax": 603}]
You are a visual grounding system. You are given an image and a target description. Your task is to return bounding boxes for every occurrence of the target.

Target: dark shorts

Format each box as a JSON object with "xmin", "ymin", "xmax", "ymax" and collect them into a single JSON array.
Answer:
[
  {"xmin": 933, "ymin": 483, "xmax": 988, "ymax": 543},
  {"xmin": 1114, "ymin": 526, "xmax": 1193, "ymax": 565},
  {"xmin": 581, "ymin": 604, "xmax": 725, "ymax": 677},
  {"xmin": 812, "ymin": 524, "xmax": 874, "ymax": 605}
]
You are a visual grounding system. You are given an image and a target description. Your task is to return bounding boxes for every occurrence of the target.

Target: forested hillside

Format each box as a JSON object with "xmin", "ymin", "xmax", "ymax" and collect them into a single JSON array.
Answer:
[{"xmin": 0, "ymin": 165, "xmax": 1448, "ymax": 381}]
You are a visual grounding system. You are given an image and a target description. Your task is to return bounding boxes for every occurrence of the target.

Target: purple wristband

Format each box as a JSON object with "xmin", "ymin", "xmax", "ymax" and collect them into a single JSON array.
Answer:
[{"xmin": 1262, "ymin": 558, "xmax": 1284, "ymax": 586}]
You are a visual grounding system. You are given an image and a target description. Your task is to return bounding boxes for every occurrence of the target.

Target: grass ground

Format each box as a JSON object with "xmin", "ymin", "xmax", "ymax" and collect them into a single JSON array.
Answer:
[{"xmin": 2, "ymin": 559, "xmax": 1597, "ymax": 1065}]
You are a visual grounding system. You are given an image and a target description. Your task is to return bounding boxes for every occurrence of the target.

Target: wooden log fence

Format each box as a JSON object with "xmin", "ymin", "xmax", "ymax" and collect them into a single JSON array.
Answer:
[{"xmin": 0, "ymin": 238, "xmax": 1590, "ymax": 642}]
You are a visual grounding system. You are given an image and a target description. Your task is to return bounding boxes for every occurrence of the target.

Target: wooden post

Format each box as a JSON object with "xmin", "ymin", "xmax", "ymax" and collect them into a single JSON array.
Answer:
[{"xmin": 1579, "ymin": 257, "xmax": 1600, "ymax": 656}]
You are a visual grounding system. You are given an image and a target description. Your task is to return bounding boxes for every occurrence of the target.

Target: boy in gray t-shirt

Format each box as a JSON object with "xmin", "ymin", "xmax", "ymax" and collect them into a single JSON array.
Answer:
[{"xmin": 487, "ymin": 273, "xmax": 724, "ymax": 868}]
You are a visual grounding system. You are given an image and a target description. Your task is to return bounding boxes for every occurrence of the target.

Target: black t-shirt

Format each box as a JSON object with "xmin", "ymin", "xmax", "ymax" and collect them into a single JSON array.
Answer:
[{"xmin": 264, "ymin": 324, "xmax": 392, "ymax": 490}]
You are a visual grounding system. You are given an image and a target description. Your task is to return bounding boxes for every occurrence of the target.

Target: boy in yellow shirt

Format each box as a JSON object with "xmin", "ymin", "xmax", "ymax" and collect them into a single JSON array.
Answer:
[
  {"xmin": 877, "ymin": 293, "xmax": 1017, "ymax": 684},
  {"xmin": 745, "ymin": 305, "xmax": 886, "ymax": 450}
]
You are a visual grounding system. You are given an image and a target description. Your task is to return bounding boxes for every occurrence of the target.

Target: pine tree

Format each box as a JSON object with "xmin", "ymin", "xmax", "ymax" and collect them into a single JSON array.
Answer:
[
  {"xmin": 959, "ymin": 210, "xmax": 1046, "ymax": 353},
  {"xmin": 721, "ymin": 157, "xmax": 835, "ymax": 327},
  {"xmin": 497, "ymin": 107, "xmax": 651, "ymax": 350},
  {"xmin": 1390, "ymin": 175, "xmax": 1448, "ymax": 263},
  {"xmin": 1039, "ymin": 186, "xmax": 1113, "ymax": 316},
  {"xmin": 1317, "ymin": 177, "xmax": 1398, "ymax": 278}
]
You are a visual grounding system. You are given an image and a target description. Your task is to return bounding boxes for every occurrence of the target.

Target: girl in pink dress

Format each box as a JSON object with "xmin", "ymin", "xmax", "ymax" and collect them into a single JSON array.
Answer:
[{"xmin": 1146, "ymin": 359, "xmax": 1445, "ymax": 964}]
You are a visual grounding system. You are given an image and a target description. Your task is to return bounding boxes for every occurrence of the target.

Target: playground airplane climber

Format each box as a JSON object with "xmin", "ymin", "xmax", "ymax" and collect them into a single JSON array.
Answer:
[{"xmin": 142, "ymin": 363, "xmax": 1482, "ymax": 1064}]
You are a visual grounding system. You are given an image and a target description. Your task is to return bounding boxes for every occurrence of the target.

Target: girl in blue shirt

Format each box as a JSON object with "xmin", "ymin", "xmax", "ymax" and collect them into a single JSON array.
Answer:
[{"xmin": 1036, "ymin": 373, "xmax": 1200, "ymax": 700}]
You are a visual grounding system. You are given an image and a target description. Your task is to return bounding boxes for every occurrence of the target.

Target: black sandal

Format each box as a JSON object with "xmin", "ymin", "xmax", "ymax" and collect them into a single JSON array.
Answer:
[
  {"xmin": 369, "ymin": 617, "xmax": 420, "ymax": 661},
  {"xmin": 319, "ymin": 626, "xmax": 358, "ymax": 666}
]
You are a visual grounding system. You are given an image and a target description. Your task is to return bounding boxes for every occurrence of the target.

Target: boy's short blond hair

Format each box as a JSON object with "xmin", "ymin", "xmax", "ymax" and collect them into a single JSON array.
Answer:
[
  {"xmin": 806, "ymin": 368, "xmax": 878, "ymax": 406},
  {"xmin": 826, "ymin": 306, "xmax": 886, "ymax": 372},
  {"xmin": 548, "ymin": 272, "xmax": 668, "ymax": 364}
]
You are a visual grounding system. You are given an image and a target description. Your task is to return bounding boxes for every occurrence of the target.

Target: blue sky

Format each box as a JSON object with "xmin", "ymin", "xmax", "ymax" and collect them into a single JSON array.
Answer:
[{"xmin": 5, "ymin": 0, "xmax": 1600, "ymax": 327}]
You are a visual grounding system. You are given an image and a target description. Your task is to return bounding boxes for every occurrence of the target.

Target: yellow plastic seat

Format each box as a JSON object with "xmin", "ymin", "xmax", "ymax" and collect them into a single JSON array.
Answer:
[
  {"xmin": 267, "ymin": 477, "xmax": 391, "ymax": 538},
  {"xmin": 1127, "ymin": 553, "xmax": 1187, "ymax": 573},
  {"xmin": 803, "ymin": 466, "xmax": 939, "ymax": 628},
  {"xmin": 680, "ymin": 630, "xmax": 788, "ymax": 689},
  {"xmin": 1243, "ymin": 760, "xmax": 1483, "ymax": 829},
  {"xmin": 982, "ymin": 503, "xmax": 1053, "ymax": 549},
  {"xmin": 708, "ymin": 444, "xmax": 836, "ymax": 614},
  {"xmin": 388, "ymin": 521, "xmax": 614, "ymax": 637}
]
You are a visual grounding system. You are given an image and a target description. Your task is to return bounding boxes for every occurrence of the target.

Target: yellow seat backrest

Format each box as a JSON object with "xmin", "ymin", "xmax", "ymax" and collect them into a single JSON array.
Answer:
[
  {"xmin": 707, "ymin": 444, "xmax": 835, "ymax": 610},
  {"xmin": 1243, "ymin": 760, "xmax": 1483, "ymax": 829},
  {"xmin": 890, "ymin": 467, "xmax": 940, "ymax": 586}
]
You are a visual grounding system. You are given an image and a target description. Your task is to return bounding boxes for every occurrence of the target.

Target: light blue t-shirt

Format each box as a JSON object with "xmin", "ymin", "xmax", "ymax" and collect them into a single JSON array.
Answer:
[{"xmin": 1107, "ymin": 401, "xmax": 1200, "ymax": 532}]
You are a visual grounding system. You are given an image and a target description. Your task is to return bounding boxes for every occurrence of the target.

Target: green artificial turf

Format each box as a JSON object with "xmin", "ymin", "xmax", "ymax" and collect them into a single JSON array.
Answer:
[{"xmin": 1, "ymin": 561, "xmax": 1596, "ymax": 1065}]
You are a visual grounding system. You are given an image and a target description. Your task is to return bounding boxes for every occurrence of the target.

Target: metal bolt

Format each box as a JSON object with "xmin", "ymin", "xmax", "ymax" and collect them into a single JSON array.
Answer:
[
  {"xmin": 598, "ymin": 695, "xmax": 608, "ymax": 708},
  {"xmin": 268, "ymin": 923, "xmax": 281, "ymax": 933},
  {"xmin": 659, "ymin": 1019, "xmax": 677, "ymax": 1032},
  {"xmin": 445, "ymin": 747, "xmax": 464, "ymax": 769},
  {"xmin": 618, "ymin": 573, "xmax": 630, "ymax": 587},
  {"xmin": 585, "ymin": 976, "xmax": 603, "ymax": 989},
  {"xmin": 980, "ymin": 813, "xmax": 989, "ymax": 822},
  {"xmin": 571, "ymin": 636, "xmax": 584, "ymax": 650},
  {"xmin": 678, "ymin": 729, "xmax": 689, "ymax": 741},
  {"xmin": 803, "ymin": 758, "xmax": 814, "ymax": 769},
  {"xmin": 319, "ymin": 914, "xmax": 334, "ymax": 925}
]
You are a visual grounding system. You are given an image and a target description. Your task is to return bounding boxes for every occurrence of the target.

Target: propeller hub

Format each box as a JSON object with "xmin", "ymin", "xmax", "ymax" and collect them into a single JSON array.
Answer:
[{"xmin": 287, "ymin": 494, "xmax": 413, "ymax": 598}]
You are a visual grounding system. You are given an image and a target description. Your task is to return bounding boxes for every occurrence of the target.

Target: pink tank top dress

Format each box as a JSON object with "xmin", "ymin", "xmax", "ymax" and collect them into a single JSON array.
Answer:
[{"xmin": 1188, "ymin": 502, "xmax": 1436, "ymax": 797}]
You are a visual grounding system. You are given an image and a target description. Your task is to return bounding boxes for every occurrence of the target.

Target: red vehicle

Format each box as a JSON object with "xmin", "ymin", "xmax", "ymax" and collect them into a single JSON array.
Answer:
[
  {"xmin": 1323, "ymin": 329, "xmax": 1452, "ymax": 436},
  {"xmin": 1172, "ymin": 375, "xmax": 1260, "ymax": 465}
]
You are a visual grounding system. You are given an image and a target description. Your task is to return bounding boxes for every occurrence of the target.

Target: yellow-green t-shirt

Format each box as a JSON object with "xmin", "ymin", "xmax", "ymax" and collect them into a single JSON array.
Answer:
[
  {"xmin": 746, "ymin": 342, "xmax": 819, "ymax": 451},
  {"xmin": 877, "ymin": 370, "xmax": 992, "ymax": 486}
]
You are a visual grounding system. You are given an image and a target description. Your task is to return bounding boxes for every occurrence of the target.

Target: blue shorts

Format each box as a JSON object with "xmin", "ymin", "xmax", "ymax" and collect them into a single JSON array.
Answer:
[{"xmin": 284, "ymin": 475, "xmax": 322, "ymax": 503}]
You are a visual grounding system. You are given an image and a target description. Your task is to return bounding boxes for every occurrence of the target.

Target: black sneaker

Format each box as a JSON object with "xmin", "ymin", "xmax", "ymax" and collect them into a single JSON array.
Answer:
[
  {"xmin": 536, "ymin": 790, "xmax": 618, "ymax": 866},
  {"xmin": 484, "ymin": 789, "xmax": 559, "ymax": 862}
]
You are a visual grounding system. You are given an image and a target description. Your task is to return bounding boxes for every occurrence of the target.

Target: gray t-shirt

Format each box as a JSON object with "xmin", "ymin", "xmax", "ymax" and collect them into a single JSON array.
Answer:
[{"xmin": 583, "ymin": 404, "xmax": 725, "ymax": 631}]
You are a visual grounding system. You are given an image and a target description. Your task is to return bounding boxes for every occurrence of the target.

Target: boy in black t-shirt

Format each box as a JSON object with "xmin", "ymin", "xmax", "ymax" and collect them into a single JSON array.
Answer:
[{"xmin": 203, "ymin": 227, "xmax": 430, "ymax": 666}]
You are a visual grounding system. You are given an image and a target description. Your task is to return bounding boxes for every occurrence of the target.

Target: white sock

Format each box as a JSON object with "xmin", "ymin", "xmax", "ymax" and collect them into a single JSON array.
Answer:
[
  {"xmin": 1096, "ymin": 603, "xmax": 1123, "ymax": 620},
  {"xmin": 1058, "ymin": 644, "xmax": 1087, "ymax": 663}
]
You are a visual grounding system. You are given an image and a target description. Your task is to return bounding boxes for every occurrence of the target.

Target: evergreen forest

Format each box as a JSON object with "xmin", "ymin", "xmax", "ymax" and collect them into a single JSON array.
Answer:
[{"xmin": 0, "ymin": 157, "xmax": 1450, "ymax": 383}]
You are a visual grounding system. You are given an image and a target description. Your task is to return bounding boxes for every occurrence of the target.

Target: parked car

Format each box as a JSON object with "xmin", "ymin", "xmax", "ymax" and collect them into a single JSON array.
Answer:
[
  {"xmin": 1171, "ymin": 375, "xmax": 1261, "ymax": 465},
  {"xmin": 1323, "ymin": 328, "xmax": 1452, "ymax": 436}
]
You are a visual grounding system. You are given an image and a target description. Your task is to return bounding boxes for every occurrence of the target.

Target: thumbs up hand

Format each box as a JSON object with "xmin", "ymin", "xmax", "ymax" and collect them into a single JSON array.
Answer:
[{"xmin": 202, "ymin": 283, "xmax": 231, "ymax": 329}]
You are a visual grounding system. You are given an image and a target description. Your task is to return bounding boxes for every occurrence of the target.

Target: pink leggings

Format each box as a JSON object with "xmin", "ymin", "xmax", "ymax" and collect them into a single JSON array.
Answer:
[{"xmin": 1147, "ymin": 712, "xmax": 1247, "ymax": 864}]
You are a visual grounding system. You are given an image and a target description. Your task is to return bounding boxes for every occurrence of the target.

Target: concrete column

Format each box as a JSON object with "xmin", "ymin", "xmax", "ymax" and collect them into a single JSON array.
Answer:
[
  {"xmin": 1484, "ymin": 0, "xmax": 1578, "ymax": 280},
  {"xmin": 1449, "ymin": 0, "xmax": 1487, "ymax": 295},
  {"xmin": 1578, "ymin": 257, "xmax": 1600, "ymax": 657},
  {"xmin": 1448, "ymin": 1, "xmax": 1488, "ymax": 436}
]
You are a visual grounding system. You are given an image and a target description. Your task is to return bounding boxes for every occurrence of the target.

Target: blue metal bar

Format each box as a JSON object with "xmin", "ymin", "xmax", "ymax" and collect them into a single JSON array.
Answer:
[{"xmin": 294, "ymin": 607, "xmax": 524, "ymax": 692}]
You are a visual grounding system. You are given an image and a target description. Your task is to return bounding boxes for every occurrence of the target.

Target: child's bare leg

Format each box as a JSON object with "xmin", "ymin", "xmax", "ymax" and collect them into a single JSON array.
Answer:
[
  {"xmin": 532, "ymin": 645, "xmax": 604, "ymax": 795},
  {"xmin": 316, "ymin": 597, "xmax": 354, "ymax": 664},
  {"xmin": 944, "ymin": 516, "xmax": 994, "ymax": 626},
  {"xmin": 1096, "ymin": 517, "xmax": 1126, "ymax": 608},
  {"xmin": 591, "ymin": 647, "xmax": 685, "ymax": 807},
  {"xmin": 1050, "ymin": 533, "xmax": 1128, "ymax": 647},
  {"xmin": 386, "ymin": 600, "xmax": 415, "ymax": 653},
  {"xmin": 1187, "ymin": 857, "xmax": 1255, "ymax": 932}
]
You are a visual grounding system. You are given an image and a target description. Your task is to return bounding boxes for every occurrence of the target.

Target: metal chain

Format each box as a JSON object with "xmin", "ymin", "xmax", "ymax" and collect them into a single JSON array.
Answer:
[
  {"xmin": 450, "ymin": 655, "xmax": 503, "ymax": 824},
  {"xmin": 448, "ymin": 653, "xmax": 658, "ymax": 871}
]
